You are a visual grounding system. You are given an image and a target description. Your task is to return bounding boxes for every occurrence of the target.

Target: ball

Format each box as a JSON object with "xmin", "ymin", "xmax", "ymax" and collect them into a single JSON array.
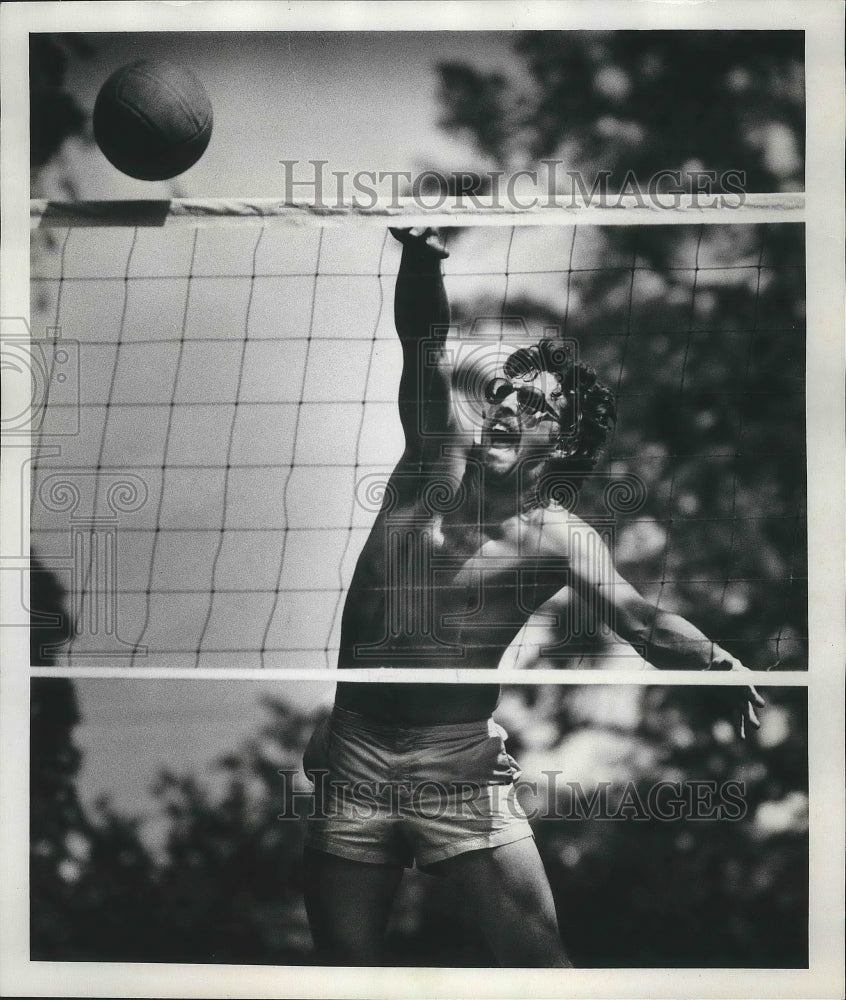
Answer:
[{"xmin": 93, "ymin": 60, "xmax": 213, "ymax": 181}]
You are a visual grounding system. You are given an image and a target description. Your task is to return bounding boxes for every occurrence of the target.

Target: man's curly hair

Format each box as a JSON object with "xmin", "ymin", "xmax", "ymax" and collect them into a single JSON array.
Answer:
[{"xmin": 503, "ymin": 339, "xmax": 617, "ymax": 496}]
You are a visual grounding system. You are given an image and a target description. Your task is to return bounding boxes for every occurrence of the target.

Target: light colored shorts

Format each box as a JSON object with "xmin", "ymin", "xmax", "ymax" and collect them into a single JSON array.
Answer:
[{"xmin": 302, "ymin": 707, "xmax": 533, "ymax": 870}]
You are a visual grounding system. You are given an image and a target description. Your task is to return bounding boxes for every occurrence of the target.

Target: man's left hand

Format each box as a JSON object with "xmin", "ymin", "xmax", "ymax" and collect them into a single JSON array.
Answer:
[{"xmin": 709, "ymin": 648, "xmax": 765, "ymax": 740}]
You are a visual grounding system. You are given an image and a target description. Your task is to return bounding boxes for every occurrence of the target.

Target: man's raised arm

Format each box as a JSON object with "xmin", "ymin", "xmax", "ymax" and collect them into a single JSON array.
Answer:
[{"xmin": 390, "ymin": 227, "xmax": 454, "ymax": 459}]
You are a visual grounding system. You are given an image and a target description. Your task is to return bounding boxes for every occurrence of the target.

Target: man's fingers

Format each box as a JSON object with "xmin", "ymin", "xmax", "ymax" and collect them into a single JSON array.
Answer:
[
  {"xmin": 389, "ymin": 226, "xmax": 424, "ymax": 242},
  {"xmin": 735, "ymin": 694, "xmax": 761, "ymax": 741},
  {"xmin": 708, "ymin": 654, "xmax": 765, "ymax": 740},
  {"xmin": 389, "ymin": 226, "xmax": 449, "ymax": 257},
  {"xmin": 713, "ymin": 654, "xmax": 766, "ymax": 739},
  {"xmin": 749, "ymin": 683, "xmax": 766, "ymax": 708}
]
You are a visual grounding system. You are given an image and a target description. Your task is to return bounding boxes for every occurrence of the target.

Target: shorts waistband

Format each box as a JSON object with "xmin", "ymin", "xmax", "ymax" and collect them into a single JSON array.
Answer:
[{"xmin": 331, "ymin": 705, "xmax": 502, "ymax": 740}]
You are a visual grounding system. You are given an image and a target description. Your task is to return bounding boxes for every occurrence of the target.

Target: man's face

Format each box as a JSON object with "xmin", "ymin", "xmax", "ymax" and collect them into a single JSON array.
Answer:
[{"xmin": 480, "ymin": 370, "xmax": 562, "ymax": 478}]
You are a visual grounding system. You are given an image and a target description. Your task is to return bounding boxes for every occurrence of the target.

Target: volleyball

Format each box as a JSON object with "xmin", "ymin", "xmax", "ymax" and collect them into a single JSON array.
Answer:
[{"xmin": 93, "ymin": 60, "xmax": 213, "ymax": 181}]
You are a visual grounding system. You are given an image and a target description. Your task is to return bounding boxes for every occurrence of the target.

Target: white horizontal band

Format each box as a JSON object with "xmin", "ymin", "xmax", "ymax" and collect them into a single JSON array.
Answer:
[
  {"xmin": 30, "ymin": 192, "xmax": 805, "ymax": 229},
  {"xmin": 29, "ymin": 667, "xmax": 806, "ymax": 685}
]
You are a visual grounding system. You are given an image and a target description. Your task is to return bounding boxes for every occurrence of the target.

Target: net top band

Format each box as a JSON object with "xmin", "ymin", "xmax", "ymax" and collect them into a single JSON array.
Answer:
[{"xmin": 30, "ymin": 192, "xmax": 805, "ymax": 228}]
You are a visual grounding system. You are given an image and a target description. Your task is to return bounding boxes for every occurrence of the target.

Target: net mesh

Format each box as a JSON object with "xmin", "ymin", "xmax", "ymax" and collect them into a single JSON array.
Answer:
[{"xmin": 29, "ymin": 215, "xmax": 807, "ymax": 670}]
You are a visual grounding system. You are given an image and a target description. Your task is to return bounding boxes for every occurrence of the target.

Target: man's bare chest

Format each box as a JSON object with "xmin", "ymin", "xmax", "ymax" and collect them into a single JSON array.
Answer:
[{"xmin": 432, "ymin": 510, "xmax": 560, "ymax": 586}]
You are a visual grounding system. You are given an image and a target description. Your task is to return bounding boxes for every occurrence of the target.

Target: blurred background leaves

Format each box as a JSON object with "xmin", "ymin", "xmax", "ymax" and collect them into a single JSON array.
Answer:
[
  {"xmin": 437, "ymin": 30, "xmax": 804, "ymax": 191},
  {"xmin": 30, "ymin": 679, "xmax": 808, "ymax": 967},
  {"xmin": 436, "ymin": 28, "xmax": 806, "ymax": 671}
]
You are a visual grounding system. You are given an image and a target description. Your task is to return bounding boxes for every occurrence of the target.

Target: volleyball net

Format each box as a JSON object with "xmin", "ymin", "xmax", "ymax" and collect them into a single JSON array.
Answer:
[{"xmin": 27, "ymin": 198, "xmax": 807, "ymax": 671}]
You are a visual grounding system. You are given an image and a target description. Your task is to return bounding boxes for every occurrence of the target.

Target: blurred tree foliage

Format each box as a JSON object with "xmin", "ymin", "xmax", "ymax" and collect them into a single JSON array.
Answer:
[
  {"xmin": 30, "ymin": 33, "xmax": 95, "ymax": 307},
  {"xmin": 437, "ymin": 31, "xmax": 806, "ymax": 670},
  {"xmin": 28, "ymin": 31, "xmax": 93, "ymax": 959},
  {"xmin": 437, "ymin": 31, "xmax": 804, "ymax": 191},
  {"xmin": 30, "ymin": 33, "xmax": 93, "ymax": 194},
  {"xmin": 31, "ymin": 696, "xmax": 318, "ymax": 963},
  {"xmin": 31, "ymin": 690, "xmax": 807, "ymax": 967},
  {"xmin": 502, "ymin": 683, "xmax": 808, "ymax": 968},
  {"xmin": 447, "ymin": 225, "xmax": 806, "ymax": 670},
  {"xmin": 30, "ymin": 679, "xmax": 88, "ymax": 958}
]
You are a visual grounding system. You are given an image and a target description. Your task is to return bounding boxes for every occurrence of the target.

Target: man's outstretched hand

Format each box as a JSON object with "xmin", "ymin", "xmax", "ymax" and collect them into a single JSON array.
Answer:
[
  {"xmin": 708, "ymin": 648, "xmax": 766, "ymax": 740},
  {"xmin": 389, "ymin": 226, "xmax": 449, "ymax": 258}
]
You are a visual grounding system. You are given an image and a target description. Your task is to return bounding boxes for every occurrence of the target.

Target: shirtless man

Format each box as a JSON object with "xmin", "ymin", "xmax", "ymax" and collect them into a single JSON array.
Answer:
[{"xmin": 302, "ymin": 227, "xmax": 764, "ymax": 967}]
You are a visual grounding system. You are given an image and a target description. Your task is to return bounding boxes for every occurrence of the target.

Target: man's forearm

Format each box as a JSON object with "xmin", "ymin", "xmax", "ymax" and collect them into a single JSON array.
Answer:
[
  {"xmin": 392, "ymin": 230, "xmax": 453, "ymax": 452},
  {"xmin": 627, "ymin": 610, "xmax": 726, "ymax": 671},
  {"xmin": 394, "ymin": 242, "xmax": 450, "ymax": 343}
]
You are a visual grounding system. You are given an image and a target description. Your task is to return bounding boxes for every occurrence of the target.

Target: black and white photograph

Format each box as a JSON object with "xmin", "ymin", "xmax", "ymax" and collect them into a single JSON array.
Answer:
[{"xmin": 1, "ymin": 3, "xmax": 843, "ymax": 999}]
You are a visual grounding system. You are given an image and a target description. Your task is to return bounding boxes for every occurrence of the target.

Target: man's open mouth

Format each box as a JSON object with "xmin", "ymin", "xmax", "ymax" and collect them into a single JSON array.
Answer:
[{"xmin": 488, "ymin": 422, "xmax": 520, "ymax": 449}]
